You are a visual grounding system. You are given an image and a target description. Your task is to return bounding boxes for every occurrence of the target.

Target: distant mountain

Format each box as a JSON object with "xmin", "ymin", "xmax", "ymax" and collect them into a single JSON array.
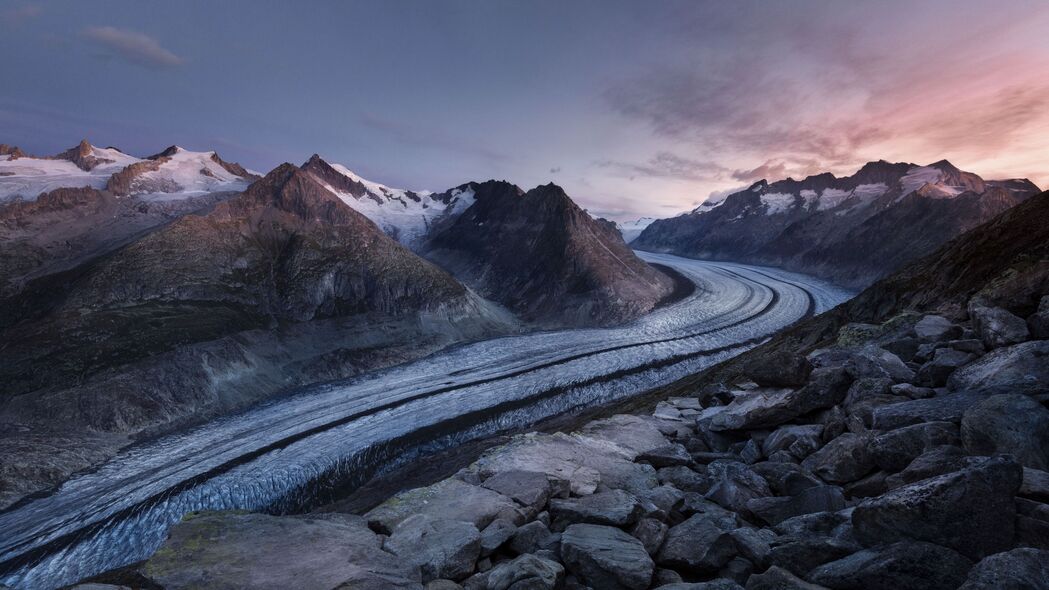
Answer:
[
  {"xmin": 634, "ymin": 160, "xmax": 1040, "ymax": 287},
  {"xmin": 300, "ymin": 154, "xmax": 472, "ymax": 250},
  {"xmin": 617, "ymin": 217, "xmax": 655, "ymax": 243},
  {"xmin": 0, "ymin": 139, "xmax": 256, "ymax": 202},
  {"xmin": 425, "ymin": 181, "xmax": 676, "ymax": 326}
]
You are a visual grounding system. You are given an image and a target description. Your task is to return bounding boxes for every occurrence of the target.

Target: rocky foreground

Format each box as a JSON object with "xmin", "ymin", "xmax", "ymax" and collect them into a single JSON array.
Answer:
[{"xmin": 74, "ymin": 292, "xmax": 1049, "ymax": 589}]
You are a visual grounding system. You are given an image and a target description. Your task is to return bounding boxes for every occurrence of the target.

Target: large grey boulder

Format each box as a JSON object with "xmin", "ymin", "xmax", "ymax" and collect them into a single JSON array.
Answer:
[
  {"xmin": 867, "ymin": 421, "xmax": 960, "ymax": 472},
  {"xmin": 708, "ymin": 368, "xmax": 852, "ymax": 432},
  {"xmin": 766, "ymin": 537, "xmax": 857, "ymax": 578},
  {"xmin": 1028, "ymin": 295, "xmax": 1049, "ymax": 339},
  {"xmin": 657, "ymin": 465, "xmax": 710, "ymax": 493},
  {"xmin": 507, "ymin": 520, "xmax": 555, "ymax": 555},
  {"xmin": 561, "ymin": 523, "xmax": 654, "ymax": 590},
  {"xmin": 631, "ymin": 517, "xmax": 668, "ymax": 555},
  {"xmin": 657, "ymin": 513, "xmax": 737, "ymax": 573},
  {"xmin": 548, "ymin": 489, "xmax": 642, "ymax": 527},
  {"xmin": 703, "ymin": 460, "xmax": 772, "ymax": 513},
  {"xmin": 915, "ymin": 347, "xmax": 976, "ymax": 387},
  {"xmin": 481, "ymin": 470, "xmax": 556, "ymax": 513},
  {"xmin": 883, "ymin": 445, "xmax": 981, "ymax": 489},
  {"xmin": 366, "ymin": 478, "xmax": 524, "ymax": 534},
  {"xmin": 801, "ymin": 433, "xmax": 875, "ymax": 484},
  {"xmin": 385, "ymin": 514, "xmax": 481, "ymax": 583},
  {"xmin": 485, "ymin": 553, "xmax": 564, "ymax": 590},
  {"xmin": 471, "ymin": 428, "xmax": 660, "ymax": 496},
  {"xmin": 871, "ymin": 392, "xmax": 988, "ymax": 430},
  {"xmin": 744, "ymin": 565, "xmax": 828, "ymax": 589},
  {"xmin": 959, "ymin": 548, "xmax": 1049, "ymax": 589},
  {"xmin": 913, "ymin": 315, "xmax": 962, "ymax": 341},
  {"xmin": 141, "ymin": 512, "xmax": 422, "ymax": 590},
  {"xmin": 637, "ymin": 444, "xmax": 692, "ymax": 467},
  {"xmin": 852, "ymin": 455, "xmax": 1023, "ymax": 559},
  {"xmin": 971, "ymin": 305, "xmax": 1030, "ymax": 349},
  {"xmin": 848, "ymin": 346, "xmax": 915, "ymax": 383},
  {"xmin": 947, "ymin": 340, "xmax": 1049, "ymax": 395},
  {"xmin": 763, "ymin": 425, "xmax": 823, "ymax": 457},
  {"xmin": 478, "ymin": 519, "xmax": 517, "ymax": 557},
  {"xmin": 961, "ymin": 394, "xmax": 1049, "ymax": 470},
  {"xmin": 809, "ymin": 541, "xmax": 972, "ymax": 590},
  {"xmin": 746, "ymin": 486, "xmax": 846, "ymax": 526},
  {"xmin": 751, "ymin": 462, "xmax": 823, "ymax": 496}
]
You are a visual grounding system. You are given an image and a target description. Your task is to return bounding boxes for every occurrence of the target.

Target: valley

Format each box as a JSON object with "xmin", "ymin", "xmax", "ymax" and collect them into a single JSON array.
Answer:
[{"xmin": 0, "ymin": 253, "xmax": 851, "ymax": 589}]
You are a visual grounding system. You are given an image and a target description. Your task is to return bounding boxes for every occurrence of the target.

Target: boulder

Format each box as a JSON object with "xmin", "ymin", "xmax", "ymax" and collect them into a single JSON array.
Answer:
[
  {"xmin": 915, "ymin": 348, "xmax": 976, "ymax": 387},
  {"xmin": 637, "ymin": 444, "xmax": 692, "ymax": 467},
  {"xmin": 946, "ymin": 339, "xmax": 986, "ymax": 354},
  {"xmin": 631, "ymin": 517, "xmax": 668, "ymax": 555},
  {"xmin": 750, "ymin": 461, "xmax": 823, "ymax": 496},
  {"xmin": 773, "ymin": 509, "xmax": 852, "ymax": 538},
  {"xmin": 959, "ymin": 548, "xmax": 1049, "ymax": 589},
  {"xmin": 485, "ymin": 554, "xmax": 564, "ymax": 590},
  {"xmin": 730, "ymin": 527, "xmax": 775, "ymax": 569},
  {"xmin": 746, "ymin": 486, "xmax": 846, "ymax": 526},
  {"xmin": 657, "ymin": 513, "xmax": 738, "ymax": 574},
  {"xmin": 1027, "ymin": 295, "xmax": 1049, "ymax": 339},
  {"xmin": 947, "ymin": 340, "xmax": 1049, "ymax": 396},
  {"xmin": 871, "ymin": 392, "xmax": 988, "ymax": 430},
  {"xmin": 888, "ymin": 383, "xmax": 935, "ymax": 399},
  {"xmin": 809, "ymin": 541, "xmax": 972, "ymax": 590},
  {"xmin": 677, "ymin": 494, "xmax": 744, "ymax": 529},
  {"xmin": 767, "ymin": 537, "xmax": 857, "ymax": 578},
  {"xmin": 744, "ymin": 565, "xmax": 828, "ymax": 589},
  {"xmin": 708, "ymin": 368, "xmax": 851, "ymax": 432},
  {"xmin": 471, "ymin": 430, "xmax": 659, "ymax": 496},
  {"xmin": 481, "ymin": 470, "xmax": 556, "ymax": 513},
  {"xmin": 1021, "ymin": 467, "xmax": 1049, "ymax": 502},
  {"xmin": 852, "ymin": 455, "xmax": 1023, "ymax": 559},
  {"xmin": 703, "ymin": 460, "xmax": 772, "ymax": 513},
  {"xmin": 867, "ymin": 421, "xmax": 960, "ymax": 472},
  {"xmin": 913, "ymin": 315, "xmax": 962, "ymax": 341},
  {"xmin": 561, "ymin": 523, "xmax": 654, "ymax": 590},
  {"xmin": 801, "ymin": 433, "xmax": 875, "ymax": 484},
  {"xmin": 639, "ymin": 484, "xmax": 686, "ymax": 515},
  {"xmin": 385, "ymin": 515, "xmax": 481, "ymax": 583},
  {"xmin": 366, "ymin": 478, "xmax": 524, "ymax": 534},
  {"xmin": 507, "ymin": 520, "xmax": 555, "ymax": 555},
  {"xmin": 848, "ymin": 346, "xmax": 915, "ymax": 383},
  {"xmin": 971, "ymin": 305, "xmax": 1030, "ymax": 349},
  {"xmin": 548, "ymin": 489, "xmax": 642, "ymax": 527},
  {"xmin": 478, "ymin": 519, "xmax": 517, "ymax": 557},
  {"xmin": 657, "ymin": 465, "xmax": 710, "ymax": 493},
  {"xmin": 763, "ymin": 425, "xmax": 823, "ymax": 457},
  {"xmin": 140, "ymin": 512, "xmax": 422, "ymax": 590},
  {"xmin": 961, "ymin": 394, "xmax": 1049, "ymax": 470},
  {"xmin": 883, "ymin": 445, "xmax": 980, "ymax": 489}
]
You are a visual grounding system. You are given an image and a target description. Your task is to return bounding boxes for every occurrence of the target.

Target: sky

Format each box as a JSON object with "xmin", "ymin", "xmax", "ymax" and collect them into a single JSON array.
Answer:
[{"xmin": 2, "ymin": 0, "xmax": 1048, "ymax": 221}]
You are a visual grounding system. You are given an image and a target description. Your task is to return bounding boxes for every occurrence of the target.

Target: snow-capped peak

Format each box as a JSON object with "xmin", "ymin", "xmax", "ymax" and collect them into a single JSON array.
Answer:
[
  {"xmin": 617, "ymin": 217, "xmax": 656, "ymax": 243},
  {"xmin": 300, "ymin": 155, "xmax": 474, "ymax": 249}
]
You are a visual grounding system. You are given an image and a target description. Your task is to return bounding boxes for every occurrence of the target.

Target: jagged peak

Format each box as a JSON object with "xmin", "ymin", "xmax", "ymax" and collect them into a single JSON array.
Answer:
[
  {"xmin": 147, "ymin": 145, "xmax": 182, "ymax": 160},
  {"xmin": 748, "ymin": 179, "xmax": 768, "ymax": 192}
]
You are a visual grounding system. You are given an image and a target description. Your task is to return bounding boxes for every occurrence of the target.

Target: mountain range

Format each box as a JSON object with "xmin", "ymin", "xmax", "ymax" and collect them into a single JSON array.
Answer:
[
  {"xmin": 0, "ymin": 140, "xmax": 675, "ymax": 509},
  {"xmin": 633, "ymin": 159, "xmax": 1041, "ymax": 287}
]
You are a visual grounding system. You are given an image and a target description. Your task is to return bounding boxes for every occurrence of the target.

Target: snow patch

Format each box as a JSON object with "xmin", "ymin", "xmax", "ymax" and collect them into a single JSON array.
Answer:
[
  {"xmin": 318, "ymin": 161, "xmax": 473, "ymax": 249},
  {"xmin": 131, "ymin": 147, "xmax": 252, "ymax": 198},
  {"xmin": 760, "ymin": 192, "xmax": 796, "ymax": 215},
  {"xmin": 618, "ymin": 217, "xmax": 655, "ymax": 242}
]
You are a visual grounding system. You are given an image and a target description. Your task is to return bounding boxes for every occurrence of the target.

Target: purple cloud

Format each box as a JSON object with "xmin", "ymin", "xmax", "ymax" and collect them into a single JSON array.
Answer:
[{"xmin": 83, "ymin": 26, "xmax": 184, "ymax": 69}]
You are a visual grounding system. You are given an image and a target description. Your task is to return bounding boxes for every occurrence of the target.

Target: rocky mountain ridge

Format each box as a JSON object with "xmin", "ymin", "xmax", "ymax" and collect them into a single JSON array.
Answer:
[{"xmin": 634, "ymin": 160, "xmax": 1041, "ymax": 288}]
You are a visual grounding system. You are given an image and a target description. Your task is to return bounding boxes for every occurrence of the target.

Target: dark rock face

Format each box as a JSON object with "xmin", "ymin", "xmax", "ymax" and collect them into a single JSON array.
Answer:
[
  {"xmin": 384, "ymin": 515, "xmax": 481, "ymax": 582},
  {"xmin": 959, "ymin": 548, "xmax": 1049, "ymax": 589},
  {"xmin": 960, "ymin": 394, "xmax": 1049, "ymax": 470},
  {"xmin": 657, "ymin": 514, "xmax": 737, "ymax": 573},
  {"xmin": 871, "ymin": 392, "xmax": 988, "ymax": 430},
  {"xmin": 634, "ymin": 160, "xmax": 1039, "ymax": 288},
  {"xmin": 746, "ymin": 486, "xmax": 846, "ymax": 526},
  {"xmin": 53, "ymin": 139, "xmax": 114, "ymax": 171},
  {"xmin": 947, "ymin": 340, "xmax": 1049, "ymax": 396},
  {"xmin": 426, "ymin": 181, "xmax": 674, "ymax": 327},
  {"xmin": 560, "ymin": 523, "xmax": 654, "ymax": 590},
  {"xmin": 852, "ymin": 456, "xmax": 1022, "ymax": 559},
  {"xmin": 140, "ymin": 512, "xmax": 422, "ymax": 589},
  {"xmin": 970, "ymin": 305, "xmax": 1030, "ymax": 349},
  {"xmin": 808, "ymin": 541, "xmax": 972, "ymax": 590},
  {"xmin": 800, "ymin": 433, "xmax": 874, "ymax": 484},
  {"xmin": 867, "ymin": 421, "xmax": 960, "ymax": 472}
]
